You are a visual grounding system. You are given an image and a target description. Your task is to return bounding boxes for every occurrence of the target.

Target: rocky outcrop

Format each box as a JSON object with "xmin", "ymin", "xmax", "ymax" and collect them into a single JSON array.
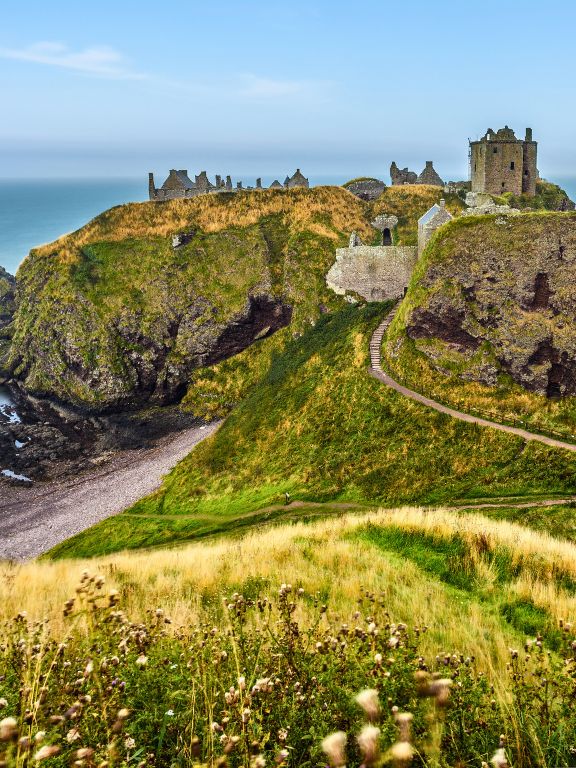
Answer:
[
  {"xmin": 401, "ymin": 213, "xmax": 576, "ymax": 397},
  {"xmin": 0, "ymin": 267, "xmax": 16, "ymax": 378}
]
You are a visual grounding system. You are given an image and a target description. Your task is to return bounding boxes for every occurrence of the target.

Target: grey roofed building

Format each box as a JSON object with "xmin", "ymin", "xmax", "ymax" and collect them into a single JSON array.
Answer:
[
  {"xmin": 418, "ymin": 199, "xmax": 453, "ymax": 254},
  {"xmin": 270, "ymin": 180, "xmax": 284, "ymax": 189},
  {"xmin": 161, "ymin": 169, "xmax": 197, "ymax": 191},
  {"xmin": 285, "ymin": 169, "xmax": 309, "ymax": 188},
  {"xmin": 417, "ymin": 161, "xmax": 444, "ymax": 187}
]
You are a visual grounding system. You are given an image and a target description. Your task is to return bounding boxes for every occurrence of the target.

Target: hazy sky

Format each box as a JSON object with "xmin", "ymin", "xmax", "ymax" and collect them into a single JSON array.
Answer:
[{"xmin": 1, "ymin": 0, "xmax": 576, "ymax": 181}]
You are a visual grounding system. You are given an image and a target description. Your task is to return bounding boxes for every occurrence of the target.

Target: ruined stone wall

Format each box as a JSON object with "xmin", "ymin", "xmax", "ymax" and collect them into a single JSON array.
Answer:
[
  {"xmin": 522, "ymin": 141, "xmax": 538, "ymax": 195},
  {"xmin": 326, "ymin": 246, "xmax": 418, "ymax": 301}
]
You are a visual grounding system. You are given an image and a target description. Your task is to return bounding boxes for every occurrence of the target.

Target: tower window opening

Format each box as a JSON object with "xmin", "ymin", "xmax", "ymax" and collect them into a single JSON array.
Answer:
[
  {"xmin": 502, "ymin": 182, "xmax": 505, "ymax": 188},
  {"xmin": 510, "ymin": 161, "xmax": 515, "ymax": 170},
  {"xmin": 524, "ymin": 170, "xmax": 529, "ymax": 176},
  {"xmin": 493, "ymin": 147, "xmax": 498, "ymax": 153}
]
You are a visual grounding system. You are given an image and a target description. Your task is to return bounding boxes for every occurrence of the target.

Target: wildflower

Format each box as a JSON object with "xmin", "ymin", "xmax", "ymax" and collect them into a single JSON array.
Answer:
[
  {"xmin": 251, "ymin": 756, "xmax": 266, "ymax": 768},
  {"xmin": 321, "ymin": 731, "xmax": 347, "ymax": 768},
  {"xmin": 394, "ymin": 712, "xmax": 413, "ymax": 743},
  {"xmin": 276, "ymin": 748, "xmax": 289, "ymax": 764},
  {"xmin": 33, "ymin": 745, "xmax": 61, "ymax": 761},
  {"xmin": 117, "ymin": 709, "xmax": 130, "ymax": 720},
  {"xmin": 34, "ymin": 731, "xmax": 46, "ymax": 743},
  {"xmin": 242, "ymin": 707, "xmax": 251, "ymax": 723},
  {"xmin": 66, "ymin": 728, "xmax": 81, "ymax": 743},
  {"xmin": 356, "ymin": 689, "xmax": 380, "ymax": 722},
  {"xmin": 390, "ymin": 741, "xmax": 413, "ymax": 765},
  {"xmin": 238, "ymin": 676, "xmax": 246, "ymax": 690},
  {"xmin": 75, "ymin": 748, "xmax": 95, "ymax": 760},
  {"xmin": 357, "ymin": 725, "xmax": 380, "ymax": 765},
  {"xmin": 278, "ymin": 728, "xmax": 288, "ymax": 743},
  {"xmin": 125, "ymin": 737, "xmax": 136, "ymax": 750},
  {"xmin": 374, "ymin": 653, "xmax": 383, "ymax": 666},
  {"xmin": 135, "ymin": 654, "xmax": 148, "ymax": 667},
  {"xmin": 165, "ymin": 710, "xmax": 174, "ymax": 717},
  {"xmin": 429, "ymin": 678, "xmax": 452, "ymax": 707},
  {"xmin": 0, "ymin": 717, "xmax": 18, "ymax": 741},
  {"xmin": 0, "ymin": 699, "xmax": 7, "ymax": 710},
  {"xmin": 491, "ymin": 748, "xmax": 508, "ymax": 768}
]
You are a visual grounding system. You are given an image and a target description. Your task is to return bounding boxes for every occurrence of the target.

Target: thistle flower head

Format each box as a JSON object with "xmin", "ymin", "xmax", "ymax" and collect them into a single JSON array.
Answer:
[
  {"xmin": 355, "ymin": 689, "xmax": 380, "ymax": 722},
  {"xmin": 390, "ymin": 741, "xmax": 413, "ymax": 766},
  {"xmin": 321, "ymin": 731, "xmax": 347, "ymax": 768},
  {"xmin": 491, "ymin": 748, "xmax": 508, "ymax": 768},
  {"xmin": 357, "ymin": 725, "xmax": 380, "ymax": 765},
  {"xmin": 0, "ymin": 716, "xmax": 18, "ymax": 741}
]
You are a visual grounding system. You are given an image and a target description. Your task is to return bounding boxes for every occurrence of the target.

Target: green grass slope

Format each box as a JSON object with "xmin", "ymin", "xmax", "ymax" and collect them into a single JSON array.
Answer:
[{"xmin": 49, "ymin": 303, "xmax": 576, "ymax": 558}]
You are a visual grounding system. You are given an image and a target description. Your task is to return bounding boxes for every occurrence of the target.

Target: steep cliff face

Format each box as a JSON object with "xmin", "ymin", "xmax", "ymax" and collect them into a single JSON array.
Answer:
[
  {"xmin": 0, "ymin": 266, "xmax": 16, "ymax": 376},
  {"xmin": 391, "ymin": 212, "xmax": 576, "ymax": 398},
  {"xmin": 8, "ymin": 188, "xmax": 374, "ymax": 410}
]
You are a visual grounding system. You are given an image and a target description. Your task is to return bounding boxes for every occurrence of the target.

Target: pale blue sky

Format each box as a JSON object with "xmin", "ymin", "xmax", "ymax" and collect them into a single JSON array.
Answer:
[{"xmin": 1, "ymin": 0, "xmax": 576, "ymax": 182}]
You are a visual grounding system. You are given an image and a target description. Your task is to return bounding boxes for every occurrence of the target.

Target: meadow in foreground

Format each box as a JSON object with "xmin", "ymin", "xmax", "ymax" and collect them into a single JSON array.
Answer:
[{"xmin": 3, "ymin": 508, "xmax": 576, "ymax": 766}]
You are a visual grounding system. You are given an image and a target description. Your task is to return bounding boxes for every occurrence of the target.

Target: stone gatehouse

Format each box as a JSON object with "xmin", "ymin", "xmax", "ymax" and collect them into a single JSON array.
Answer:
[{"xmin": 326, "ymin": 203, "xmax": 452, "ymax": 301}]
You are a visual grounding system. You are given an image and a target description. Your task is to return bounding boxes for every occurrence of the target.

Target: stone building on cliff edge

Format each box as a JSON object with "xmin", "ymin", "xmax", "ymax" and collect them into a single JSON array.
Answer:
[
  {"xmin": 469, "ymin": 126, "xmax": 538, "ymax": 196},
  {"xmin": 148, "ymin": 168, "xmax": 309, "ymax": 201}
]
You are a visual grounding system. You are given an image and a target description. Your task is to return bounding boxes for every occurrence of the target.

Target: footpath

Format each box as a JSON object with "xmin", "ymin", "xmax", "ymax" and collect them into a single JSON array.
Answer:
[{"xmin": 368, "ymin": 309, "xmax": 576, "ymax": 454}]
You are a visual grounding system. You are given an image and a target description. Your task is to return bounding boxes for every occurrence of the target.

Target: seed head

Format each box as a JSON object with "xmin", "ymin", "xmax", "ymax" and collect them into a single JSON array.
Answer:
[
  {"xmin": 390, "ymin": 741, "xmax": 413, "ymax": 766},
  {"xmin": 491, "ymin": 748, "xmax": 508, "ymax": 768},
  {"xmin": 0, "ymin": 717, "xmax": 18, "ymax": 741},
  {"xmin": 321, "ymin": 731, "xmax": 347, "ymax": 768},
  {"xmin": 33, "ymin": 745, "xmax": 61, "ymax": 761},
  {"xmin": 357, "ymin": 725, "xmax": 380, "ymax": 765},
  {"xmin": 355, "ymin": 689, "xmax": 380, "ymax": 722}
]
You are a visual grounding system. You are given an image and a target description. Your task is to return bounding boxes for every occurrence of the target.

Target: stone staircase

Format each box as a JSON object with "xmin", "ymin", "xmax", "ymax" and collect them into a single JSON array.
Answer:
[{"xmin": 369, "ymin": 305, "xmax": 399, "ymax": 371}]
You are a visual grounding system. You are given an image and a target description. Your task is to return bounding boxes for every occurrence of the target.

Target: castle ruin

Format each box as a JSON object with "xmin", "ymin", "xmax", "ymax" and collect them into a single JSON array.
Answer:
[
  {"xmin": 390, "ymin": 161, "xmax": 444, "ymax": 187},
  {"xmin": 148, "ymin": 168, "xmax": 309, "ymax": 201},
  {"xmin": 469, "ymin": 127, "xmax": 538, "ymax": 196}
]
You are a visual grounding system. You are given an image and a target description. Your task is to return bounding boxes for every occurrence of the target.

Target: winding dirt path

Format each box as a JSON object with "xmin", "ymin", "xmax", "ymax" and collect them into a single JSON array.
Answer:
[
  {"xmin": 368, "ymin": 309, "xmax": 576, "ymax": 453},
  {"xmin": 0, "ymin": 422, "xmax": 220, "ymax": 560}
]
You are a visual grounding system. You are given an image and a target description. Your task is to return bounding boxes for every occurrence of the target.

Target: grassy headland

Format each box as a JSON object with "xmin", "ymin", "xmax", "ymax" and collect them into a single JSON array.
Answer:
[{"xmin": 48, "ymin": 303, "xmax": 576, "ymax": 559}]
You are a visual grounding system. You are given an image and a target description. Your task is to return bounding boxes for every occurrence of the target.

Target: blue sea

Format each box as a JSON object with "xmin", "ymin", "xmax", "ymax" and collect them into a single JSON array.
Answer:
[{"xmin": 1, "ymin": 175, "xmax": 575, "ymax": 276}]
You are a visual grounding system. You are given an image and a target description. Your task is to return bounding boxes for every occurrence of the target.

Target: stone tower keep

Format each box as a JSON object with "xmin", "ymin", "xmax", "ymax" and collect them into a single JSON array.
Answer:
[{"xmin": 469, "ymin": 126, "xmax": 538, "ymax": 196}]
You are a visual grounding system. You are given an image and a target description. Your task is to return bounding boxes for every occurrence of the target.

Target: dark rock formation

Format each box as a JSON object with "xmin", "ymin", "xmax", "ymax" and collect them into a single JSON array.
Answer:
[
  {"xmin": 0, "ymin": 267, "xmax": 15, "ymax": 378},
  {"xmin": 402, "ymin": 213, "xmax": 576, "ymax": 397}
]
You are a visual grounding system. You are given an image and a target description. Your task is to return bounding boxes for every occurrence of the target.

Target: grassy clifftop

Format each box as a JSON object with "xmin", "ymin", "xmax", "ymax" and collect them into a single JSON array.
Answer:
[
  {"xmin": 9, "ymin": 185, "xmax": 456, "ymax": 410},
  {"xmin": 10, "ymin": 188, "xmax": 372, "ymax": 408}
]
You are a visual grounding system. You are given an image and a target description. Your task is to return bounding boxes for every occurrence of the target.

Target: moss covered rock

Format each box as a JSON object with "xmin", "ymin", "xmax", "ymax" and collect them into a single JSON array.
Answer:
[{"xmin": 388, "ymin": 212, "xmax": 576, "ymax": 398}]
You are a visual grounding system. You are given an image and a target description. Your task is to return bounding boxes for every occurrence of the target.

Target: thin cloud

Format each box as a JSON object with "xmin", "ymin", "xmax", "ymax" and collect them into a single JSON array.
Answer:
[
  {"xmin": 0, "ymin": 41, "xmax": 146, "ymax": 80},
  {"xmin": 238, "ymin": 74, "xmax": 305, "ymax": 99}
]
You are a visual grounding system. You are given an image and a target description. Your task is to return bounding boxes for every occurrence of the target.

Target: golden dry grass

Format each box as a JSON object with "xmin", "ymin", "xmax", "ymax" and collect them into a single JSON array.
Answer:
[
  {"xmin": 5, "ymin": 505, "xmax": 576, "ymax": 691},
  {"xmin": 31, "ymin": 187, "xmax": 374, "ymax": 267}
]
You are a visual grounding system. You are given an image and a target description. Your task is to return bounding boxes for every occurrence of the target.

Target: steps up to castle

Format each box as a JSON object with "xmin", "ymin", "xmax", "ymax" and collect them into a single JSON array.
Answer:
[{"xmin": 369, "ymin": 306, "xmax": 399, "ymax": 371}]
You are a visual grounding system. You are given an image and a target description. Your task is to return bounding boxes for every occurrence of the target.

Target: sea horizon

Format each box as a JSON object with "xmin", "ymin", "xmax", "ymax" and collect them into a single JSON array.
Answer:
[{"xmin": 2, "ymin": 174, "xmax": 576, "ymax": 276}]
